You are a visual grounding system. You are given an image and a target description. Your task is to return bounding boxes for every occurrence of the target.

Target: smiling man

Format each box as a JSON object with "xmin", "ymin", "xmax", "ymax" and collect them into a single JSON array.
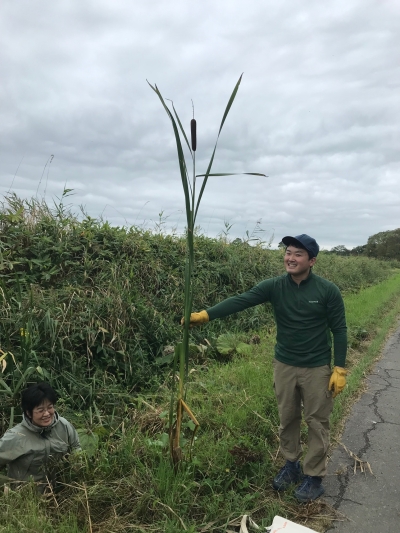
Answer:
[{"xmin": 187, "ymin": 234, "xmax": 347, "ymax": 503}]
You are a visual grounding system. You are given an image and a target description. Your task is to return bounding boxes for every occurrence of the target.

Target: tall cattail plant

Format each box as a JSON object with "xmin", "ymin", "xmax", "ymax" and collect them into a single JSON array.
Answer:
[{"xmin": 148, "ymin": 75, "xmax": 265, "ymax": 467}]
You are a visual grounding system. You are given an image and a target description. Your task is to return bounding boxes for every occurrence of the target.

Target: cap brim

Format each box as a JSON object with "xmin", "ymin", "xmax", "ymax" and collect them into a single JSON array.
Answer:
[{"xmin": 281, "ymin": 236, "xmax": 301, "ymax": 247}]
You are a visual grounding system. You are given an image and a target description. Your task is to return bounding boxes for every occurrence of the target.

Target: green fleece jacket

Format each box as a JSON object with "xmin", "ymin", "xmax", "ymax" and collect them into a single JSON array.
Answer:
[
  {"xmin": 0, "ymin": 412, "xmax": 80, "ymax": 487},
  {"xmin": 206, "ymin": 272, "xmax": 347, "ymax": 367}
]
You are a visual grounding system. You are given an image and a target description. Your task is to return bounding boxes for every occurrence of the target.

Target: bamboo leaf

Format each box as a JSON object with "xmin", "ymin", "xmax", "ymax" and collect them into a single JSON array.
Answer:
[
  {"xmin": 0, "ymin": 378, "xmax": 12, "ymax": 394},
  {"xmin": 14, "ymin": 366, "xmax": 36, "ymax": 394}
]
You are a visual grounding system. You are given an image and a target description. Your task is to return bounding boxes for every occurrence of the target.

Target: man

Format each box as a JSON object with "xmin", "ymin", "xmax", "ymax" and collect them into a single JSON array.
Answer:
[{"xmin": 187, "ymin": 234, "xmax": 347, "ymax": 503}]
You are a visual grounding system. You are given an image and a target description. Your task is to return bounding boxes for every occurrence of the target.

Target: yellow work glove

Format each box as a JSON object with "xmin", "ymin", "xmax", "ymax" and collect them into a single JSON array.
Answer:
[
  {"xmin": 181, "ymin": 310, "xmax": 209, "ymax": 327},
  {"xmin": 328, "ymin": 366, "xmax": 347, "ymax": 398}
]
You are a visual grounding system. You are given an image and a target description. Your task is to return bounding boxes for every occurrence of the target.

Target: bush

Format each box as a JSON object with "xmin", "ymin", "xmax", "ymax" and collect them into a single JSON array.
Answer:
[{"xmin": 0, "ymin": 194, "xmax": 398, "ymax": 411}]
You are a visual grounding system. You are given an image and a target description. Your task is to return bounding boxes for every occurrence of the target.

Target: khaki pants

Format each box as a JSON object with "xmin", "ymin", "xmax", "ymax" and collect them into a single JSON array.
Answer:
[{"xmin": 273, "ymin": 359, "xmax": 333, "ymax": 478}]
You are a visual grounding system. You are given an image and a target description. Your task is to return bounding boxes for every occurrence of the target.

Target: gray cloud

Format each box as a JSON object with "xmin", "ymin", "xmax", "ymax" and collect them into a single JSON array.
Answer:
[{"xmin": 1, "ymin": 0, "xmax": 399, "ymax": 251}]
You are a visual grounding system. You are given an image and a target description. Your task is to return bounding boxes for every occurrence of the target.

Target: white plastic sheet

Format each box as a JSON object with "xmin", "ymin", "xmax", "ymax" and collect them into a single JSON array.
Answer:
[{"xmin": 239, "ymin": 514, "xmax": 318, "ymax": 533}]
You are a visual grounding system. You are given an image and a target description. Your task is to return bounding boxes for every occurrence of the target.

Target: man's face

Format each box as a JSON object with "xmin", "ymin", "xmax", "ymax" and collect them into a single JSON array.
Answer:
[{"xmin": 284, "ymin": 245, "xmax": 316, "ymax": 278}]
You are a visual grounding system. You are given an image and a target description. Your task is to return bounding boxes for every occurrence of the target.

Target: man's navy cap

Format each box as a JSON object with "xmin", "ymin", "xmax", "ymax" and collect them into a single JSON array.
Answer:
[{"xmin": 281, "ymin": 234, "xmax": 320, "ymax": 258}]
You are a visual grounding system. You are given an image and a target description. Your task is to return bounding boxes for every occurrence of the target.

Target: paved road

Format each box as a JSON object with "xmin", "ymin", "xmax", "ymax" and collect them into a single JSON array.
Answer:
[{"xmin": 324, "ymin": 320, "xmax": 400, "ymax": 532}]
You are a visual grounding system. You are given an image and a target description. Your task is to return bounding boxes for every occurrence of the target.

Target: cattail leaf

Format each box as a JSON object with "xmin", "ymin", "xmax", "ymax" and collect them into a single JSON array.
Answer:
[
  {"xmin": 149, "ymin": 79, "xmax": 195, "ymax": 397},
  {"xmin": 196, "ymin": 172, "xmax": 267, "ymax": 177},
  {"xmin": 147, "ymin": 81, "xmax": 192, "ymax": 229},
  {"xmin": 170, "ymin": 101, "xmax": 193, "ymax": 157},
  {"xmin": 194, "ymin": 74, "xmax": 244, "ymax": 222},
  {"xmin": 194, "ymin": 145, "xmax": 217, "ymax": 221},
  {"xmin": 218, "ymin": 73, "xmax": 243, "ymax": 136}
]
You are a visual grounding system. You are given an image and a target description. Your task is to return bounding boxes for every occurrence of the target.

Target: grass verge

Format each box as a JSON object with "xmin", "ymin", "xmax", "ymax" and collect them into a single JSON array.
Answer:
[{"xmin": 331, "ymin": 270, "xmax": 400, "ymax": 434}]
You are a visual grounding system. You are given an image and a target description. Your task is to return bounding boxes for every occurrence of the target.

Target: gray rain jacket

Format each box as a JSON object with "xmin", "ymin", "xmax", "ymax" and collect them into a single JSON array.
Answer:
[{"xmin": 0, "ymin": 411, "xmax": 80, "ymax": 487}]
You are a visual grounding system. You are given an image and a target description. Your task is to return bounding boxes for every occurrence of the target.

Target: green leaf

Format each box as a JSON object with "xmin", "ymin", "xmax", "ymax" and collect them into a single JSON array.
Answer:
[
  {"xmin": 194, "ymin": 145, "xmax": 217, "ymax": 221},
  {"xmin": 216, "ymin": 333, "xmax": 237, "ymax": 355},
  {"xmin": 36, "ymin": 366, "xmax": 51, "ymax": 379},
  {"xmin": 14, "ymin": 366, "xmax": 36, "ymax": 394},
  {"xmin": 216, "ymin": 334, "xmax": 252, "ymax": 356},
  {"xmin": 236, "ymin": 342, "xmax": 252, "ymax": 356},
  {"xmin": 147, "ymin": 81, "xmax": 192, "ymax": 230},
  {"xmin": 194, "ymin": 74, "xmax": 246, "ymax": 221},
  {"xmin": 170, "ymin": 100, "xmax": 193, "ymax": 158},
  {"xmin": 186, "ymin": 420, "xmax": 196, "ymax": 432},
  {"xmin": 155, "ymin": 352, "xmax": 175, "ymax": 366},
  {"xmin": 218, "ymin": 73, "xmax": 243, "ymax": 135},
  {"xmin": 160, "ymin": 432, "xmax": 169, "ymax": 447},
  {"xmin": 196, "ymin": 172, "xmax": 267, "ymax": 177},
  {"xmin": 77, "ymin": 429, "xmax": 99, "ymax": 457},
  {"xmin": 0, "ymin": 378, "xmax": 12, "ymax": 394}
]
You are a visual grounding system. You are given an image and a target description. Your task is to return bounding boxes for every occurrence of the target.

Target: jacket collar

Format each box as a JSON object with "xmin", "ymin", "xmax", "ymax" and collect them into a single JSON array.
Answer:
[{"xmin": 286, "ymin": 270, "xmax": 314, "ymax": 286}]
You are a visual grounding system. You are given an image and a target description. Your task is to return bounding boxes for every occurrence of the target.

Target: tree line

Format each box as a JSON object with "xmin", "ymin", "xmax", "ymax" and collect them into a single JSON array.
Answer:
[{"xmin": 330, "ymin": 228, "xmax": 400, "ymax": 260}]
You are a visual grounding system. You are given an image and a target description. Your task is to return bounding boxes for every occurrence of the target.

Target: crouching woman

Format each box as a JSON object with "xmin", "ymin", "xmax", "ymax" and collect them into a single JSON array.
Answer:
[{"xmin": 0, "ymin": 382, "xmax": 80, "ymax": 492}]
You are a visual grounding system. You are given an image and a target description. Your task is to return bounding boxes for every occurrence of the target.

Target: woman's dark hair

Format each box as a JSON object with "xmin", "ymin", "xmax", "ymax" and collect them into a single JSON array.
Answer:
[{"xmin": 21, "ymin": 382, "xmax": 58, "ymax": 415}]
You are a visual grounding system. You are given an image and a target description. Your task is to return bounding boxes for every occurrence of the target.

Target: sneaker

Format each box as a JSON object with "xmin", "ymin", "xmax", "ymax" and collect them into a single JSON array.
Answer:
[
  {"xmin": 272, "ymin": 460, "xmax": 303, "ymax": 491},
  {"xmin": 294, "ymin": 475, "xmax": 325, "ymax": 502}
]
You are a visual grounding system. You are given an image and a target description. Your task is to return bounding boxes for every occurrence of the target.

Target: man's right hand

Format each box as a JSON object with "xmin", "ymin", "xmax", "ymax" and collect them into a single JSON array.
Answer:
[{"xmin": 181, "ymin": 310, "xmax": 209, "ymax": 327}]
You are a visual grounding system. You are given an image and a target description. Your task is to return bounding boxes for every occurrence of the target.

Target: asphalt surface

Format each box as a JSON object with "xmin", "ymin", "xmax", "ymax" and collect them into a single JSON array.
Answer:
[{"xmin": 323, "ymin": 319, "xmax": 400, "ymax": 532}]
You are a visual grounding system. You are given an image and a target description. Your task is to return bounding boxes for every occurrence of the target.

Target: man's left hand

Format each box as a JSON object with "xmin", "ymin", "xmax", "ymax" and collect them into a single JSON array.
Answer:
[{"xmin": 329, "ymin": 366, "xmax": 347, "ymax": 398}]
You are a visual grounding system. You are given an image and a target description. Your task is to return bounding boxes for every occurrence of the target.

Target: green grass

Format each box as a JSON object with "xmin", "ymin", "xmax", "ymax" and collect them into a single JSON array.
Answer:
[
  {"xmin": 0, "ymin": 484, "xmax": 83, "ymax": 533},
  {"xmin": 331, "ymin": 271, "xmax": 400, "ymax": 433},
  {"xmin": 2, "ymin": 273, "xmax": 399, "ymax": 532}
]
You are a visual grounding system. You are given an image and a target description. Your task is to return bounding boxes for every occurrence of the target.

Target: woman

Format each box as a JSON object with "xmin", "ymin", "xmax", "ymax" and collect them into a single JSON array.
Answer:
[{"xmin": 0, "ymin": 382, "xmax": 80, "ymax": 491}]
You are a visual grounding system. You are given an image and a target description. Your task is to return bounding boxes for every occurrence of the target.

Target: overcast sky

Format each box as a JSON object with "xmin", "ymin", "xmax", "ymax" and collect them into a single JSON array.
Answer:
[{"xmin": 1, "ymin": 0, "xmax": 399, "ymax": 250}]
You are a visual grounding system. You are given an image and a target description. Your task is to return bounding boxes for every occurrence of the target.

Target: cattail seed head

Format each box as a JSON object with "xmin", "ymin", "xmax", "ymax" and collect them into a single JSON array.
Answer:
[{"xmin": 191, "ymin": 119, "xmax": 197, "ymax": 151}]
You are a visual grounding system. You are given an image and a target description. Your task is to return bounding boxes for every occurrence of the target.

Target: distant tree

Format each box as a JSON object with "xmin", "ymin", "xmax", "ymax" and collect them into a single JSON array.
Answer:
[
  {"xmin": 350, "ymin": 244, "xmax": 366, "ymax": 256},
  {"xmin": 365, "ymin": 228, "xmax": 400, "ymax": 260},
  {"xmin": 330, "ymin": 245, "xmax": 350, "ymax": 256}
]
